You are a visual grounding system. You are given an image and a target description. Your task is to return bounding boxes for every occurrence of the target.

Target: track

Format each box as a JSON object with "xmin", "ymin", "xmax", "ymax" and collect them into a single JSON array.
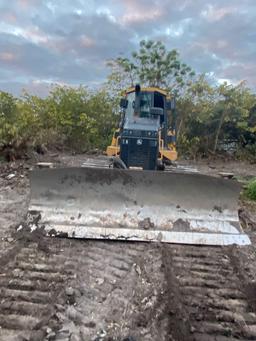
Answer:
[
  {"xmin": 163, "ymin": 245, "xmax": 256, "ymax": 340},
  {"xmin": 0, "ymin": 233, "xmax": 256, "ymax": 341},
  {"xmin": 0, "ymin": 233, "xmax": 164, "ymax": 340},
  {"xmin": 0, "ymin": 241, "xmax": 66, "ymax": 341}
]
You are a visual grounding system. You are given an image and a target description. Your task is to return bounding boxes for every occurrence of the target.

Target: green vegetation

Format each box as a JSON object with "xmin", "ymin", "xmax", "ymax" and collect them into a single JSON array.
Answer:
[
  {"xmin": 176, "ymin": 76, "xmax": 256, "ymax": 159},
  {"xmin": 107, "ymin": 40, "xmax": 195, "ymax": 93},
  {"xmin": 0, "ymin": 39, "xmax": 256, "ymax": 161},
  {"xmin": 244, "ymin": 178, "xmax": 256, "ymax": 201},
  {"xmin": 0, "ymin": 86, "xmax": 118, "ymax": 157}
]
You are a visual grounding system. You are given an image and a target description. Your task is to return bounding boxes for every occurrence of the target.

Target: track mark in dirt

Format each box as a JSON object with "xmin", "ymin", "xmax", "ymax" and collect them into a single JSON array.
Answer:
[
  {"xmin": 161, "ymin": 245, "xmax": 194, "ymax": 341},
  {"xmin": 1, "ymin": 230, "xmax": 256, "ymax": 341},
  {"xmin": 52, "ymin": 241, "xmax": 169, "ymax": 340},
  {"xmin": 0, "ymin": 233, "xmax": 68, "ymax": 341},
  {"xmin": 162, "ymin": 245, "xmax": 256, "ymax": 341},
  {"xmin": 225, "ymin": 245, "xmax": 256, "ymax": 313},
  {"xmin": 2, "ymin": 229, "xmax": 256, "ymax": 341}
]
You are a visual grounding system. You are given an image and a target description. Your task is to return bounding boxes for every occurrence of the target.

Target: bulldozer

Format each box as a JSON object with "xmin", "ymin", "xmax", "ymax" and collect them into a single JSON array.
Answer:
[
  {"xmin": 28, "ymin": 85, "xmax": 250, "ymax": 246},
  {"xmin": 106, "ymin": 84, "xmax": 177, "ymax": 170}
]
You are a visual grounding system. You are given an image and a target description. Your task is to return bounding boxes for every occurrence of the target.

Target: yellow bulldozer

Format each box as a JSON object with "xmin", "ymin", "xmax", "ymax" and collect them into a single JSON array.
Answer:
[
  {"xmin": 106, "ymin": 84, "xmax": 177, "ymax": 170},
  {"xmin": 28, "ymin": 85, "xmax": 250, "ymax": 246}
]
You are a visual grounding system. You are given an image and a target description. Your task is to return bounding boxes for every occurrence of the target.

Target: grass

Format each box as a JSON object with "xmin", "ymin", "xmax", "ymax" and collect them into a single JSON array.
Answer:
[{"xmin": 244, "ymin": 178, "xmax": 256, "ymax": 201}]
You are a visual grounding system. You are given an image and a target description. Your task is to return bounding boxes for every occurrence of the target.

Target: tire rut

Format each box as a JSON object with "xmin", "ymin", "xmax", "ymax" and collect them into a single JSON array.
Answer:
[
  {"xmin": 0, "ymin": 232, "xmax": 256, "ymax": 340},
  {"xmin": 161, "ymin": 245, "xmax": 256, "ymax": 341},
  {"xmin": 0, "ymin": 238, "xmax": 68, "ymax": 341},
  {"xmin": 52, "ymin": 240, "xmax": 167, "ymax": 340}
]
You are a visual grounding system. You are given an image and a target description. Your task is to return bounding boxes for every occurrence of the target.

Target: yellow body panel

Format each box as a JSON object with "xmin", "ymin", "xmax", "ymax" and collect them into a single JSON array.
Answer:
[
  {"xmin": 106, "ymin": 129, "xmax": 120, "ymax": 156},
  {"xmin": 106, "ymin": 145, "xmax": 120, "ymax": 156},
  {"xmin": 160, "ymin": 148, "xmax": 177, "ymax": 161}
]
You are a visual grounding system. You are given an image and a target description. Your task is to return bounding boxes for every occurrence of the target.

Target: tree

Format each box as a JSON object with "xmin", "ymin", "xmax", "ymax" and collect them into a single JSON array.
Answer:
[
  {"xmin": 107, "ymin": 40, "xmax": 195, "ymax": 95},
  {"xmin": 0, "ymin": 85, "xmax": 118, "ymax": 157},
  {"xmin": 212, "ymin": 82, "xmax": 255, "ymax": 153},
  {"xmin": 0, "ymin": 91, "xmax": 17, "ymax": 118},
  {"xmin": 176, "ymin": 75, "xmax": 217, "ymax": 157},
  {"xmin": 47, "ymin": 85, "xmax": 117, "ymax": 150},
  {"xmin": 177, "ymin": 79, "xmax": 256, "ymax": 157},
  {"xmin": 0, "ymin": 92, "xmax": 18, "ymax": 149}
]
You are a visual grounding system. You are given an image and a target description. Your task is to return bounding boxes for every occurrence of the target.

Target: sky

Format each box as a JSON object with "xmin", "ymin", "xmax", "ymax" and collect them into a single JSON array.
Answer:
[{"xmin": 0, "ymin": 0, "xmax": 255, "ymax": 96}]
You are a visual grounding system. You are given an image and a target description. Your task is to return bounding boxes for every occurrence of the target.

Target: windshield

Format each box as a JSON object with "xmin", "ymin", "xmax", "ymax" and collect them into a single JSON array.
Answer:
[
  {"xmin": 126, "ymin": 91, "xmax": 159, "ymax": 119},
  {"xmin": 124, "ymin": 91, "xmax": 160, "ymax": 131},
  {"xmin": 139, "ymin": 92, "xmax": 151, "ymax": 118}
]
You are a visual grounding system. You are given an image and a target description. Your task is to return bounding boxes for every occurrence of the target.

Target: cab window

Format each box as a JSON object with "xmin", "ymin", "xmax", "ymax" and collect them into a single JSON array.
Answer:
[
  {"xmin": 140, "ymin": 92, "xmax": 152, "ymax": 118},
  {"xmin": 154, "ymin": 92, "xmax": 164, "ymax": 108}
]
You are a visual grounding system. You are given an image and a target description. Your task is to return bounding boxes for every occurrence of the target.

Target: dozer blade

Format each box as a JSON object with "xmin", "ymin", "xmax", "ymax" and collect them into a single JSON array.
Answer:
[{"xmin": 28, "ymin": 167, "xmax": 250, "ymax": 246}]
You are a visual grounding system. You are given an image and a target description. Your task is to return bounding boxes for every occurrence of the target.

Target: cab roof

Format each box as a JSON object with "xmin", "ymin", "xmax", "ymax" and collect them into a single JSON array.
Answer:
[{"xmin": 125, "ymin": 86, "xmax": 167, "ymax": 96}]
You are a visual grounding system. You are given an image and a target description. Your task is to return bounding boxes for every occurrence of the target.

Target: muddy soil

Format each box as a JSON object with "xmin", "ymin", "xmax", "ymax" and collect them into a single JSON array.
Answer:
[
  {"xmin": 0, "ymin": 153, "xmax": 256, "ymax": 341},
  {"xmin": 179, "ymin": 158, "xmax": 256, "ymax": 178}
]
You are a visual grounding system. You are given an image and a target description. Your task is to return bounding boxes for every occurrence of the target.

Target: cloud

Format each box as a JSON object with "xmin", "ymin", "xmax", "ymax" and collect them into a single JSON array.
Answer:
[
  {"xmin": 200, "ymin": 4, "xmax": 237, "ymax": 22},
  {"xmin": 217, "ymin": 62, "xmax": 256, "ymax": 88},
  {"xmin": 115, "ymin": 0, "xmax": 163, "ymax": 25},
  {"xmin": 0, "ymin": 52, "xmax": 16, "ymax": 62},
  {"xmin": 0, "ymin": 0, "xmax": 255, "ymax": 95},
  {"xmin": 80, "ymin": 35, "xmax": 95, "ymax": 48},
  {"xmin": 121, "ymin": 9, "xmax": 163, "ymax": 25}
]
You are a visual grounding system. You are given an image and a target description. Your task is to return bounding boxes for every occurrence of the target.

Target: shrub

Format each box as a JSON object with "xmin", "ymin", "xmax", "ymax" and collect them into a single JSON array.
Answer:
[
  {"xmin": 0, "ymin": 87, "xmax": 118, "ymax": 157},
  {"xmin": 244, "ymin": 178, "xmax": 256, "ymax": 201}
]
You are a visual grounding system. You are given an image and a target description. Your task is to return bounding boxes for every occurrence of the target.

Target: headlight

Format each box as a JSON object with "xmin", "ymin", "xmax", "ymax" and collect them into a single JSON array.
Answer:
[{"xmin": 137, "ymin": 139, "xmax": 142, "ymax": 145}]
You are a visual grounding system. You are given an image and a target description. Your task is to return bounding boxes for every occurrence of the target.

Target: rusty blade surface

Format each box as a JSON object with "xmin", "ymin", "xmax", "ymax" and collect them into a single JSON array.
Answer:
[{"xmin": 28, "ymin": 167, "xmax": 250, "ymax": 246}]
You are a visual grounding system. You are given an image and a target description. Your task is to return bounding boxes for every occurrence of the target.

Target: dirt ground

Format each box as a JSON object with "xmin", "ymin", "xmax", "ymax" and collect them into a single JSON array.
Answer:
[{"xmin": 0, "ymin": 152, "xmax": 256, "ymax": 341}]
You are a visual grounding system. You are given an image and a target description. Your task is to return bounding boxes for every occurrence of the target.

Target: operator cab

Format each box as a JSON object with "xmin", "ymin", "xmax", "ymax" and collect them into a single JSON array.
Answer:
[
  {"xmin": 122, "ymin": 87, "xmax": 165, "ymax": 131},
  {"xmin": 119, "ymin": 85, "xmax": 168, "ymax": 170},
  {"xmin": 106, "ymin": 84, "xmax": 177, "ymax": 170}
]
